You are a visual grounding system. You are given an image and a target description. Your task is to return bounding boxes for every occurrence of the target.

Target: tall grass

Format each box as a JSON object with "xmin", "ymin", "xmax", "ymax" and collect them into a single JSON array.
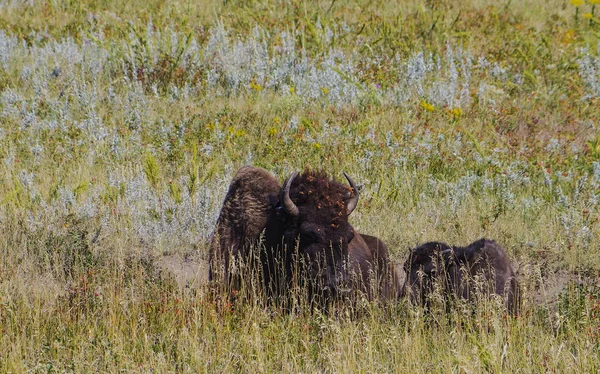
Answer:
[{"xmin": 1, "ymin": 0, "xmax": 599, "ymax": 371}]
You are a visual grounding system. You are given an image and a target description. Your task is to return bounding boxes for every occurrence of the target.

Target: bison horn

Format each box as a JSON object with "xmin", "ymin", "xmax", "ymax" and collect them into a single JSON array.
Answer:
[
  {"xmin": 343, "ymin": 172, "xmax": 359, "ymax": 215},
  {"xmin": 281, "ymin": 172, "xmax": 300, "ymax": 218}
]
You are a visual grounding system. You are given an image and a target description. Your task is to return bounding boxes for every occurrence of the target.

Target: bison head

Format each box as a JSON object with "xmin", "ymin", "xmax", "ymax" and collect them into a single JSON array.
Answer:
[
  {"xmin": 278, "ymin": 169, "xmax": 359, "ymax": 297},
  {"xmin": 400, "ymin": 242, "xmax": 454, "ymax": 305}
]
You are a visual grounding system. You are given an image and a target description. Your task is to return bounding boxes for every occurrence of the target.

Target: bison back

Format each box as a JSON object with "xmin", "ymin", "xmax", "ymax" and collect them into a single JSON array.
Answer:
[{"xmin": 453, "ymin": 238, "xmax": 520, "ymax": 315}]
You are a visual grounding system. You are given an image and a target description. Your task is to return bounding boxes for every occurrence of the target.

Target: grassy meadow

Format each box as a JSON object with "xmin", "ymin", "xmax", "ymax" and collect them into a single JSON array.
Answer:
[{"xmin": 1, "ymin": 0, "xmax": 600, "ymax": 371}]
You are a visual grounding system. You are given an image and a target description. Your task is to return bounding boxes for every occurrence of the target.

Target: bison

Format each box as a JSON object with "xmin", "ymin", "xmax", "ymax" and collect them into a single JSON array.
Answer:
[
  {"xmin": 209, "ymin": 166, "xmax": 398, "ymax": 305},
  {"xmin": 400, "ymin": 238, "xmax": 520, "ymax": 315}
]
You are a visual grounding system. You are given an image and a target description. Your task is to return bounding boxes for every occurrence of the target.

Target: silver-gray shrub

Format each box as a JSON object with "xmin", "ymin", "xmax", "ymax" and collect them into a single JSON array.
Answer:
[
  {"xmin": 2, "ymin": 21, "xmax": 597, "ymax": 250},
  {"xmin": 577, "ymin": 44, "xmax": 600, "ymax": 99},
  {"xmin": 393, "ymin": 45, "xmax": 473, "ymax": 109},
  {"xmin": 447, "ymin": 173, "xmax": 479, "ymax": 213},
  {"xmin": 203, "ymin": 22, "xmax": 361, "ymax": 105},
  {"xmin": 203, "ymin": 22, "xmax": 264, "ymax": 93},
  {"xmin": 0, "ymin": 22, "xmax": 528, "ymax": 114},
  {"xmin": 118, "ymin": 172, "xmax": 227, "ymax": 249},
  {"xmin": 593, "ymin": 161, "xmax": 600, "ymax": 185},
  {"xmin": 0, "ymin": 30, "xmax": 23, "ymax": 70}
]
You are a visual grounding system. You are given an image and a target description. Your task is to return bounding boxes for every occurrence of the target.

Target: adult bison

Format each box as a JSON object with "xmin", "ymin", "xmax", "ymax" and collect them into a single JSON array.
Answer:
[
  {"xmin": 400, "ymin": 238, "xmax": 520, "ymax": 315},
  {"xmin": 209, "ymin": 166, "xmax": 398, "ymax": 305}
]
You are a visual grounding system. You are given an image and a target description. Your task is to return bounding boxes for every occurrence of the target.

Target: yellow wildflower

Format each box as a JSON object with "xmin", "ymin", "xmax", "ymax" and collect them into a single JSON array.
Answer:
[
  {"xmin": 268, "ymin": 127, "xmax": 277, "ymax": 136},
  {"xmin": 313, "ymin": 142, "xmax": 321, "ymax": 150},
  {"xmin": 583, "ymin": 12, "xmax": 593, "ymax": 18},
  {"xmin": 562, "ymin": 29, "xmax": 577, "ymax": 44},
  {"xmin": 450, "ymin": 107, "xmax": 463, "ymax": 118},
  {"xmin": 289, "ymin": 86, "xmax": 295, "ymax": 94},
  {"xmin": 273, "ymin": 116, "xmax": 280, "ymax": 124},
  {"xmin": 235, "ymin": 129, "xmax": 246, "ymax": 137},
  {"xmin": 420, "ymin": 99, "xmax": 435, "ymax": 112},
  {"xmin": 589, "ymin": 0, "xmax": 600, "ymax": 4},
  {"xmin": 321, "ymin": 87, "xmax": 329, "ymax": 95},
  {"xmin": 570, "ymin": 0, "xmax": 584, "ymax": 6},
  {"xmin": 250, "ymin": 81, "xmax": 262, "ymax": 91}
]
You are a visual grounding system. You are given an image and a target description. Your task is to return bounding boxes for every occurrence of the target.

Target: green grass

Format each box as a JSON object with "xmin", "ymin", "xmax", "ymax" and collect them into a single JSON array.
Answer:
[{"xmin": 1, "ymin": 0, "xmax": 600, "ymax": 371}]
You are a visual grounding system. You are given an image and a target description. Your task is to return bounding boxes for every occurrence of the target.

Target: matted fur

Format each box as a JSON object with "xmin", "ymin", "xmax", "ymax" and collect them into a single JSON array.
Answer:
[{"xmin": 287, "ymin": 169, "xmax": 354, "ymax": 229}]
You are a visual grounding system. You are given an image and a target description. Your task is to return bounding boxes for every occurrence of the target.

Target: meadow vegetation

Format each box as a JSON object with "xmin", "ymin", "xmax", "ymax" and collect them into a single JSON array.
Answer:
[{"xmin": 1, "ymin": 0, "xmax": 600, "ymax": 371}]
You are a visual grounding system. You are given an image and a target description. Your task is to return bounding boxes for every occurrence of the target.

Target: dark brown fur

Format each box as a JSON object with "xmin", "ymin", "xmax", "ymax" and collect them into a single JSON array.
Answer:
[
  {"xmin": 209, "ymin": 166, "xmax": 398, "ymax": 303},
  {"xmin": 400, "ymin": 238, "xmax": 520, "ymax": 315},
  {"xmin": 349, "ymin": 234, "xmax": 401, "ymax": 300}
]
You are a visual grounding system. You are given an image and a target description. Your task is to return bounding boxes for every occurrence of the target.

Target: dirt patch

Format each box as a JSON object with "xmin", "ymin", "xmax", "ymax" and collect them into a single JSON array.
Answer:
[
  {"xmin": 517, "ymin": 263, "xmax": 600, "ymax": 310},
  {"xmin": 532, "ymin": 269, "xmax": 574, "ymax": 306},
  {"xmin": 155, "ymin": 254, "xmax": 208, "ymax": 289}
]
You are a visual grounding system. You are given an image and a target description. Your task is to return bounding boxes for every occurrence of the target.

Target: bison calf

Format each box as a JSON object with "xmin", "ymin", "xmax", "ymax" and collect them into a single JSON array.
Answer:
[{"xmin": 400, "ymin": 238, "xmax": 520, "ymax": 315}]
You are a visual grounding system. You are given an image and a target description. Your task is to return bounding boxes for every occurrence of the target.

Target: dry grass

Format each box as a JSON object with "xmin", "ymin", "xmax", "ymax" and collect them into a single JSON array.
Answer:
[{"xmin": 1, "ymin": 0, "xmax": 600, "ymax": 371}]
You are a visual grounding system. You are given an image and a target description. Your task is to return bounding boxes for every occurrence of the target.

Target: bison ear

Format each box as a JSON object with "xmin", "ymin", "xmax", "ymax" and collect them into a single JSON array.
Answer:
[
  {"xmin": 269, "ymin": 195, "xmax": 282, "ymax": 212},
  {"xmin": 270, "ymin": 195, "xmax": 291, "ymax": 222},
  {"xmin": 440, "ymin": 248, "xmax": 456, "ymax": 267},
  {"xmin": 269, "ymin": 194, "xmax": 279, "ymax": 207},
  {"xmin": 463, "ymin": 241, "xmax": 484, "ymax": 263}
]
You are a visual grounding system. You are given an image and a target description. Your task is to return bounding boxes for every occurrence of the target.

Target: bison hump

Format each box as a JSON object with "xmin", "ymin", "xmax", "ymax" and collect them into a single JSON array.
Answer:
[{"xmin": 216, "ymin": 166, "xmax": 281, "ymax": 241}]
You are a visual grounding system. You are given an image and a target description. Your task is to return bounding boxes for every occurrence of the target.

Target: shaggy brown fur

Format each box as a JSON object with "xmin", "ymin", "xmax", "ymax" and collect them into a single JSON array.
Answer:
[
  {"xmin": 287, "ymin": 169, "xmax": 353, "ymax": 229},
  {"xmin": 209, "ymin": 166, "xmax": 398, "ymax": 304},
  {"xmin": 208, "ymin": 166, "xmax": 280, "ymax": 286},
  {"xmin": 400, "ymin": 238, "xmax": 520, "ymax": 315}
]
